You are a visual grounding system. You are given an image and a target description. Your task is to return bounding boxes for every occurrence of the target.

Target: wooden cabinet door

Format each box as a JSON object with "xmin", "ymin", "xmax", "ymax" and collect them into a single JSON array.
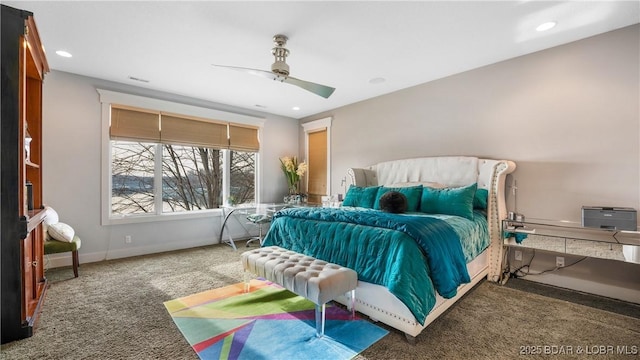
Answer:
[
  {"xmin": 32, "ymin": 225, "xmax": 44, "ymax": 285},
  {"xmin": 22, "ymin": 233, "xmax": 33, "ymax": 320}
]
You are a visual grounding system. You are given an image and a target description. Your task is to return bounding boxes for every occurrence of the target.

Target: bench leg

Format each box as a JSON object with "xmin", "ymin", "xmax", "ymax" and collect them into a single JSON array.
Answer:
[
  {"xmin": 349, "ymin": 289, "xmax": 356, "ymax": 319},
  {"xmin": 315, "ymin": 303, "xmax": 326, "ymax": 338},
  {"xmin": 243, "ymin": 270, "xmax": 251, "ymax": 293}
]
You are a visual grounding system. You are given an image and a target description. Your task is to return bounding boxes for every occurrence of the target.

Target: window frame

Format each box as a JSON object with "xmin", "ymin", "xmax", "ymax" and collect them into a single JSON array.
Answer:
[
  {"xmin": 98, "ymin": 89, "xmax": 265, "ymax": 225},
  {"xmin": 302, "ymin": 117, "xmax": 332, "ymax": 198}
]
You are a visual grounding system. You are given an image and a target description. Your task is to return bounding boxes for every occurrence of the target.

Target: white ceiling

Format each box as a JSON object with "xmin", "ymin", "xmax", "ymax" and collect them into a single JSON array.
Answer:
[{"xmin": 5, "ymin": 1, "xmax": 639, "ymax": 119}]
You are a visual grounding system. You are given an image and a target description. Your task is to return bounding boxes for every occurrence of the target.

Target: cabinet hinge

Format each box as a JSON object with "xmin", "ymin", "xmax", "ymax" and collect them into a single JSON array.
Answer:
[
  {"xmin": 18, "ymin": 216, "xmax": 28, "ymax": 239},
  {"xmin": 24, "ymin": 24, "xmax": 29, "ymax": 36}
]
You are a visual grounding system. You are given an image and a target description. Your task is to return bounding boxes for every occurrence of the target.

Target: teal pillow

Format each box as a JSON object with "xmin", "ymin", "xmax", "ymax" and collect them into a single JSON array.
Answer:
[
  {"xmin": 420, "ymin": 183, "xmax": 477, "ymax": 220},
  {"xmin": 374, "ymin": 185, "xmax": 423, "ymax": 212},
  {"xmin": 473, "ymin": 188, "xmax": 489, "ymax": 209},
  {"xmin": 342, "ymin": 185, "xmax": 380, "ymax": 208}
]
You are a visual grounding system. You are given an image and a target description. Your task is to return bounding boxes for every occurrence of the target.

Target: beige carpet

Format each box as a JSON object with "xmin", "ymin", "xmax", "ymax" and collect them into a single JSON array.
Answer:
[{"xmin": 1, "ymin": 243, "xmax": 638, "ymax": 359}]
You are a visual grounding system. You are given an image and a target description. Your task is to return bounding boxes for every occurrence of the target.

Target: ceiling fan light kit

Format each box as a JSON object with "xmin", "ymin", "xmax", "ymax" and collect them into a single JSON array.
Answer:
[{"xmin": 214, "ymin": 34, "xmax": 335, "ymax": 98}]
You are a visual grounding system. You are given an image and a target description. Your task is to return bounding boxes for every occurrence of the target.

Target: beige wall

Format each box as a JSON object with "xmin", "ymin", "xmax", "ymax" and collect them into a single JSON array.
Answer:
[
  {"xmin": 302, "ymin": 25, "xmax": 640, "ymax": 301},
  {"xmin": 304, "ymin": 24, "xmax": 639, "ymax": 225},
  {"xmin": 42, "ymin": 71, "xmax": 299, "ymax": 263}
]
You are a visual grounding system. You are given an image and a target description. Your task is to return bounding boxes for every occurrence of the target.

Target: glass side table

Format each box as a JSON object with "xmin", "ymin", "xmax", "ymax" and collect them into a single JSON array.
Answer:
[{"xmin": 503, "ymin": 218, "xmax": 640, "ymax": 264}]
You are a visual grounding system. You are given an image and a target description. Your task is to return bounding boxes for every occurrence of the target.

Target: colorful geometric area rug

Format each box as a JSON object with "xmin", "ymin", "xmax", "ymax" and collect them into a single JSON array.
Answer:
[{"xmin": 164, "ymin": 279, "xmax": 388, "ymax": 360}]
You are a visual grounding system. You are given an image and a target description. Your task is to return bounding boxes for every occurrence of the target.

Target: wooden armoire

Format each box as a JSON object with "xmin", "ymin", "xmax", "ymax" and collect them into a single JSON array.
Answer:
[{"xmin": 1, "ymin": 4, "xmax": 50, "ymax": 344}]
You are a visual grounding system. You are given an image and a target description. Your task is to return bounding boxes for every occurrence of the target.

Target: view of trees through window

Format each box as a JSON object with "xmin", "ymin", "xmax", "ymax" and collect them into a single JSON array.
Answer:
[
  {"xmin": 229, "ymin": 151, "xmax": 256, "ymax": 205},
  {"xmin": 111, "ymin": 142, "xmax": 155, "ymax": 214},
  {"xmin": 111, "ymin": 141, "xmax": 255, "ymax": 215}
]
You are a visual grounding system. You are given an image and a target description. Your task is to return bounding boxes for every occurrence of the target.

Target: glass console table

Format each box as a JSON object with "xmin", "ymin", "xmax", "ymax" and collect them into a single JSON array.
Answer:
[
  {"xmin": 219, "ymin": 203, "xmax": 290, "ymax": 250},
  {"xmin": 503, "ymin": 219, "xmax": 640, "ymax": 264},
  {"xmin": 219, "ymin": 203, "xmax": 318, "ymax": 250}
]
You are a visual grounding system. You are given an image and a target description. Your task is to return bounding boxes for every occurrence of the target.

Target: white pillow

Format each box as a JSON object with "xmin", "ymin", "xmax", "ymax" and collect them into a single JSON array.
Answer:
[
  {"xmin": 48, "ymin": 222, "xmax": 75, "ymax": 242},
  {"xmin": 43, "ymin": 206, "xmax": 59, "ymax": 226},
  {"xmin": 43, "ymin": 207, "xmax": 61, "ymax": 241}
]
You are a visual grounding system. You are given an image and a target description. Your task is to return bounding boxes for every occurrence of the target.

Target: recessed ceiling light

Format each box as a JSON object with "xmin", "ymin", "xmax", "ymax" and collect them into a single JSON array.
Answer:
[
  {"xmin": 369, "ymin": 77, "xmax": 386, "ymax": 84},
  {"xmin": 536, "ymin": 21, "xmax": 557, "ymax": 32},
  {"xmin": 292, "ymin": 106, "xmax": 300, "ymax": 111},
  {"xmin": 55, "ymin": 50, "xmax": 72, "ymax": 58}
]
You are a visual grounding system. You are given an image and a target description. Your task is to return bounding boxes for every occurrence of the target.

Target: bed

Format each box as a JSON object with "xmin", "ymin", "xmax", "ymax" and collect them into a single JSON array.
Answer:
[{"xmin": 262, "ymin": 156, "xmax": 516, "ymax": 342}]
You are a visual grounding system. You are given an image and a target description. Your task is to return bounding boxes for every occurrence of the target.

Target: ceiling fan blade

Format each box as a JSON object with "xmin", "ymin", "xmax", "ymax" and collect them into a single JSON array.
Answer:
[
  {"xmin": 213, "ymin": 35, "xmax": 336, "ymax": 99},
  {"xmin": 284, "ymin": 76, "xmax": 336, "ymax": 98},
  {"xmin": 212, "ymin": 64, "xmax": 278, "ymax": 81},
  {"xmin": 213, "ymin": 64, "xmax": 335, "ymax": 98}
]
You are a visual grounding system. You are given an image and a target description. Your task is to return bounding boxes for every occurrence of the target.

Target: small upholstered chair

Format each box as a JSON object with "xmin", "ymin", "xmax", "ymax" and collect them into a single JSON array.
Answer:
[
  {"xmin": 245, "ymin": 213, "xmax": 272, "ymax": 247},
  {"xmin": 42, "ymin": 207, "xmax": 81, "ymax": 277},
  {"xmin": 44, "ymin": 236, "xmax": 81, "ymax": 277}
]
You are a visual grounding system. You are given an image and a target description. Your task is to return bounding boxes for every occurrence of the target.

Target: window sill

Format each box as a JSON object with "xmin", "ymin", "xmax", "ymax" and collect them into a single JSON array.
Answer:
[{"xmin": 105, "ymin": 208, "xmax": 222, "ymax": 226}]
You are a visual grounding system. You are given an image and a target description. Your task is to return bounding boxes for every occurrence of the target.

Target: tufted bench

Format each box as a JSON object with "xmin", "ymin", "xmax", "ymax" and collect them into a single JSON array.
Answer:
[{"xmin": 241, "ymin": 246, "xmax": 358, "ymax": 337}]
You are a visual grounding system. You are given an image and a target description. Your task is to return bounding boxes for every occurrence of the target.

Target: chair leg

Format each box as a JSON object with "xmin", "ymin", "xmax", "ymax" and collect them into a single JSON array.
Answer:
[
  {"xmin": 246, "ymin": 223, "xmax": 264, "ymax": 247},
  {"xmin": 72, "ymin": 250, "xmax": 79, "ymax": 278},
  {"xmin": 258, "ymin": 223, "xmax": 264, "ymax": 245}
]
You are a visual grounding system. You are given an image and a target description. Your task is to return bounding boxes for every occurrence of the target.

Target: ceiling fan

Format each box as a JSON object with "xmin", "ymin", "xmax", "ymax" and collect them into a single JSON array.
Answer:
[{"xmin": 213, "ymin": 34, "xmax": 336, "ymax": 99}]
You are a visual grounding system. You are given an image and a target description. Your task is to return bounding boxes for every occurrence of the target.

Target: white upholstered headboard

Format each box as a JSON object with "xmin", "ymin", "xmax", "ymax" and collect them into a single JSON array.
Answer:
[
  {"xmin": 347, "ymin": 156, "xmax": 516, "ymax": 282},
  {"xmin": 348, "ymin": 157, "xmax": 501, "ymax": 188}
]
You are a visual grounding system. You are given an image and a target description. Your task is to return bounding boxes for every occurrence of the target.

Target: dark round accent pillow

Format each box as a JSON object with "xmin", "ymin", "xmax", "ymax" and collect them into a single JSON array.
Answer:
[{"xmin": 378, "ymin": 191, "xmax": 408, "ymax": 214}]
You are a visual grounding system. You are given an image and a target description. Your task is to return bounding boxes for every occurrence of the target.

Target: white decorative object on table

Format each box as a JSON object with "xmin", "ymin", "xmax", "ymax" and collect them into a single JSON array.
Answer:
[{"xmin": 24, "ymin": 137, "xmax": 32, "ymax": 162}]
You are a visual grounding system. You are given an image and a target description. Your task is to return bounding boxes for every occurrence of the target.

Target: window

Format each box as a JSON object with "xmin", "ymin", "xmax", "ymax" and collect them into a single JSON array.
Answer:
[
  {"xmin": 111, "ymin": 141, "xmax": 156, "ymax": 214},
  {"xmin": 111, "ymin": 143, "xmax": 257, "ymax": 215},
  {"xmin": 306, "ymin": 129, "xmax": 327, "ymax": 204},
  {"xmin": 160, "ymin": 144, "xmax": 224, "ymax": 212},
  {"xmin": 99, "ymin": 89, "xmax": 264, "ymax": 223},
  {"xmin": 303, "ymin": 117, "xmax": 333, "ymax": 202},
  {"xmin": 229, "ymin": 150, "xmax": 256, "ymax": 205}
]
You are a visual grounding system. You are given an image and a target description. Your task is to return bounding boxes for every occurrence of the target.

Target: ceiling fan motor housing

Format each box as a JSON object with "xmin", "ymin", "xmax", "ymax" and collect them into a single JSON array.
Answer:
[{"xmin": 271, "ymin": 34, "xmax": 290, "ymax": 77}]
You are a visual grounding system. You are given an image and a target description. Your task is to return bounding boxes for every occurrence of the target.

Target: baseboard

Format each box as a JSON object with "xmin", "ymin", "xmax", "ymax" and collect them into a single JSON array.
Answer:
[
  {"xmin": 520, "ymin": 273, "xmax": 640, "ymax": 305},
  {"xmin": 44, "ymin": 237, "xmax": 242, "ymax": 270}
]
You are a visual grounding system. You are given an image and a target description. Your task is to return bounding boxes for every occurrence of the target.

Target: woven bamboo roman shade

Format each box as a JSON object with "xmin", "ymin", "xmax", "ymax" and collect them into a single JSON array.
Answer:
[
  {"xmin": 229, "ymin": 124, "xmax": 259, "ymax": 152},
  {"xmin": 161, "ymin": 114, "xmax": 228, "ymax": 148},
  {"xmin": 307, "ymin": 129, "xmax": 327, "ymax": 203},
  {"xmin": 110, "ymin": 106, "xmax": 160, "ymax": 142},
  {"xmin": 109, "ymin": 105, "xmax": 259, "ymax": 151}
]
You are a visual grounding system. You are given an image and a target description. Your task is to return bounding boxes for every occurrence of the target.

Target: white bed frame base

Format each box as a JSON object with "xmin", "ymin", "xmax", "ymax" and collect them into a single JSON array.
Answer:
[
  {"xmin": 335, "ymin": 251, "xmax": 488, "ymax": 343},
  {"xmin": 344, "ymin": 156, "xmax": 516, "ymax": 340}
]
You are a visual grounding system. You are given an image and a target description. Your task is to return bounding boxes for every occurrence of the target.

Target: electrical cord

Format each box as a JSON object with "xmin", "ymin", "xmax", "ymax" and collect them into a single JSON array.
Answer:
[
  {"xmin": 499, "ymin": 248, "xmax": 511, "ymax": 284},
  {"xmin": 510, "ymin": 249, "xmax": 588, "ymax": 278},
  {"xmin": 524, "ymin": 256, "xmax": 588, "ymax": 276},
  {"xmin": 509, "ymin": 248, "xmax": 536, "ymax": 278}
]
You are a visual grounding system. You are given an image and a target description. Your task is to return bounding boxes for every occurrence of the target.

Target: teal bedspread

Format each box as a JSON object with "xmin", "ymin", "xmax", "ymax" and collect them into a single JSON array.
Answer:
[
  {"xmin": 261, "ymin": 207, "xmax": 482, "ymax": 324},
  {"xmin": 423, "ymin": 211, "xmax": 490, "ymax": 263}
]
